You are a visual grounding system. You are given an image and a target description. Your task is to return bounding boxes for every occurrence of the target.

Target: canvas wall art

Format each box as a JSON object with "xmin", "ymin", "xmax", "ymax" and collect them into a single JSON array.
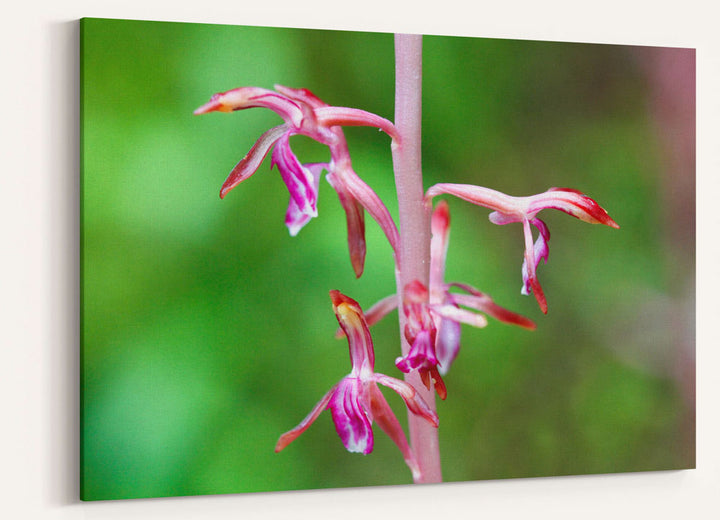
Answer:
[{"xmin": 80, "ymin": 17, "xmax": 695, "ymax": 500}]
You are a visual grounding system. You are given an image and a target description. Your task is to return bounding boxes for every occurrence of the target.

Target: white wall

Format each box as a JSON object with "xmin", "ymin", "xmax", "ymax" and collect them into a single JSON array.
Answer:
[{"xmin": 2, "ymin": 1, "xmax": 718, "ymax": 518}]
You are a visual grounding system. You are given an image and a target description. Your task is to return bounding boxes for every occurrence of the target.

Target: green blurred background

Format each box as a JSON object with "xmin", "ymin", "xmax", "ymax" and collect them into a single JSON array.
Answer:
[{"xmin": 80, "ymin": 18, "xmax": 695, "ymax": 500}]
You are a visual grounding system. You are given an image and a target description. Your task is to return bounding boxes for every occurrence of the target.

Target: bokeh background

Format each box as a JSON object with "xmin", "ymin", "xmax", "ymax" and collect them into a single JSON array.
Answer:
[{"xmin": 80, "ymin": 18, "xmax": 695, "ymax": 500}]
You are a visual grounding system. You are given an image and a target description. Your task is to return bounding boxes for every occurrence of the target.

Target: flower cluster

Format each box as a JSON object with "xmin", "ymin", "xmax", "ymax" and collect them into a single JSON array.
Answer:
[
  {"xmin": 196, "ymin": 82, "xmax": 618, "ymax": 482},
  {"xmin": 274, "ymin": 290, "xmax": 438, "ymax": 481},
  {"xmin": 425, "ymin": 185, "xmax": 619, "ymax": 313},
  {"xmin": 357, "ymin": 201, "xmax": 536, "ymax": 390},
  {"xmin": 195, "ymin": 85, "xmax": 400, "ymax": 277}
]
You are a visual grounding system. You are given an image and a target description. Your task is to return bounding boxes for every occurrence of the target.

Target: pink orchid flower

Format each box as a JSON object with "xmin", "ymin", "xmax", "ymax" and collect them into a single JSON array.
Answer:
[
  {"xmin": 275, "ymin": 290, "xmax": 438, "ymax": 481},
  {"xmin": 353, "ymin": 201, "xmax": 535, "ymax": 381},
  {"xmin": 195, "ymin": 85, "xmax": 400, "ymax": 277},
  {"xmin": 425, "ymin": 184, "xmax": 620, "ymax": 313},
  {"xmin": 396, "ymin": 280, "xmax": 447, "ymax": 400}
]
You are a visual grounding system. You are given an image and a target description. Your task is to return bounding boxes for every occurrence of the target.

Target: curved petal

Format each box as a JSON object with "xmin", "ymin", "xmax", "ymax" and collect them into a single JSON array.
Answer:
[
  {"xmin": 272, "ymin": 133, "xmax": 319, "ymax": 217},
  {"xmin": 275, "ymin": 383, "xmax": 337, "ymax": 453},
  {"xmin": 429, "ymin": 303, "xmax": 488, "ymax": 328},
  {"xmin": 373, "ymin": 374, "xmax": 439, "ymax": 427},
  {"xmin": 330, "ymin": 290, "xmax": 375, "ymax": 371},
  {"xmin": 327, "ymin": 171, "xmax": 366, "ymax": 278},
  {"xmin": 446, "ymin": 283, "xmax": 536, "ymax": 330},
  {"xmin": 435, "ymin": 317, "xmax": 462, "ymax": 375},
  {"xmin": 335, "ymin": 293, "xmax": 398, "ymax": 339},
  {"xmin": 329, "ymin": 378, "xmax": 373, "ymax": 454},
  {"xmin": 430, "ymin": 201, "xmax": 450, "ymax": 296},
  {"xmin": 527, "ymin": 188, "xmax": 620, "ymax": 228},
  {"xmin": 425, "ymin": 183, "xmax": 527, "ymax": 217},
  {"xmin": 285, "ymin": 163, "xmax": 326, "ymax": 236},
  {"xmin": 366, "ymin": 384, "xmax": 420, "ymax": 481},
  {"xmin": 395, "ymin": 329, "xmax": 438, "ymax": 373},
  {"xmin": 314, "ymin": 107, "xmax": 400, "ymax": 142},
  {"xmin": 195, "ymin": 87, "xmax": 304, "ymax": 127},
  {"xmin": 219, "ymin": 125, "xmax": 288, "ymax": 199},
  {"xmin": 521, "ymin": 218, "xmax": 548, "ymax": 313},
  {"xmin": 274, "ymin": 84, "xmax": 328, "ymax": 109},
  {"xmin": 335, "ymin": 165, "xmax": 400, "ymax": 256}
]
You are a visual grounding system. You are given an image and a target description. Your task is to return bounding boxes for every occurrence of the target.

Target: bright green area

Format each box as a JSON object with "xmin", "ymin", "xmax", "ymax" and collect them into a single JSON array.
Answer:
[{"xmin": 80, "ymin": 18, "xmax": 694, "ymax": 500}]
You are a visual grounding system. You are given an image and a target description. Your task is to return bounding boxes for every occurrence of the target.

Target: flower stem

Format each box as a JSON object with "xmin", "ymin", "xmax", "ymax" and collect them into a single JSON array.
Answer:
[{"xmin": 392, "ymin": 33, "xmax": 442, "ymax": 484}]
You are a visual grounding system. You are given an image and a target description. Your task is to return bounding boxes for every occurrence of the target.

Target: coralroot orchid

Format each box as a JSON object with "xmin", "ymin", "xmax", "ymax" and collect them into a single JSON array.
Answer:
[
  {"xmin": 197, "ymin": 34, "xmax": 618, "ymax": 486},
  {"xmin": 195, "ymin": 85, "xmax": 400, "ymax": 277},
  {"xmin": 275, "ymin": 290, "xmax": 438, "ymax": 481},
  {"xmin": 348, "ymin": 201, "xmax": 535, "ymax": 377},
  {"xmin": 425, "ymin": 184, "xmax": 619, "ymax": 313}
]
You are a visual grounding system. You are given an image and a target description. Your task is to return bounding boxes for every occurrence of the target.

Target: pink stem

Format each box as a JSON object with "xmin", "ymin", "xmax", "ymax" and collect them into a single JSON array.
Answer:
[{"xmin": 392, "ymin": 33, "xmax": 442, "ymax": 484}]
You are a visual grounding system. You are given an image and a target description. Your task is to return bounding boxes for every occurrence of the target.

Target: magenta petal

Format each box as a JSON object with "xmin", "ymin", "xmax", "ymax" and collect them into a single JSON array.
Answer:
[
  {"xmin": 272, "ymin": 133, "xmax": 318, "ymax": 216},
  {"xmin": 220, "ymin": 124, "xmax": 287, "ymax": 199},
  {"xmin": 329, "ymin": 378, "xmax": 373, "ymax": 454},
  {"xmin": 395, "ymin": 329, "xmax": 438, "ymax": 373},
  {"xmin": 284, "ymin": 162, "xmax": 326, "ymax": 236},
  {"xmin": 435, "ymin": 317, "xmax": 462, "ymax": 375}
]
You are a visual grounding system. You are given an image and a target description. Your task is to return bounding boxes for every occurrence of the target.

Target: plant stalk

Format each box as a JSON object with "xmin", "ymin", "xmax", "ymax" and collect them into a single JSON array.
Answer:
[{"xmin": 391, "ymin": 33, "xmax": 442, "ymax": 484}]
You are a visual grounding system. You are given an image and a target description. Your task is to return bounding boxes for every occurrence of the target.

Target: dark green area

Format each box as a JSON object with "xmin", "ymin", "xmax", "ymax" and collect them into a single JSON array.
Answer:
[{"xmin": 80, "ymin": 18, "xmax": 694, "ymax": 500}]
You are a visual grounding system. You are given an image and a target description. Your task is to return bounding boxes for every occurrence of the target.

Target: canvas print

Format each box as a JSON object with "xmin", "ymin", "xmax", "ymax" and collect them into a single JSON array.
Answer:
[{"xmin": 80, "ymin": 17, "xmax": 695, "ymax": 500}]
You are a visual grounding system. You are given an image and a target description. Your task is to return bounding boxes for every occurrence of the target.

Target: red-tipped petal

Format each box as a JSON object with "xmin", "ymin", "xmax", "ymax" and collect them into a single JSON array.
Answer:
[
  {"xmin": 336, "ymin": 166, "xmax": 400, "ymax": 257},
  {"xmin": 219, "ymin": 125, "xmax": 287, "ymax": 199},
  {"xmin": 530, "ymin": 188, "xmax": 620, "ymax": 228},
  {"xmin": 327, "ymin": 172, "xmax": 367, "ymax": 278},
  {"xmin": 447, "ymin": 287, "xmax": 536, "ymax": 330},
  {"xmin": 374, "ymin": 374, "xmax": 439, "ymax": 428},
  {"xmin": 275, "ymin": 385, "xmax": 336, "ymax": 453},
  {"xmin": 367, "ymin": 384, "xmax": 420, "ymax": 480}
]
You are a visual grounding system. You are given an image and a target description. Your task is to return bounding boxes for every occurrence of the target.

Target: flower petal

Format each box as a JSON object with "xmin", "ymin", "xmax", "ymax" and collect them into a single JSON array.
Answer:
[
  {"xmin": 219, "ymin": 124, "xmax": 288, "ymax": 199},
  {"xmin": 327, "ymin": 171, "xmax": 367, "ymax": 278},
  {"xmin": 329, "ymin": 377, "xmax": 373, "ymax": 454},
  {"xmin": 395, "ymin": 329, "xmax": 438, "ymax": 373},
  {"xmin": 435, "ymin": 317, "xmax": 462, "ymax": 375},
  {"xmin": 429, "ymin": 303, "xmax": 489, "ymax": 328},
  {"xmin": 285, "ymin": 163, "xmax": 326, "ymax": 236},
  {"xmin": 527, "ymin": 188, "xmax": 620, "ymax": 228},
  {"xmin": 521, "ymin": 218, "xmax": 548, "ymax": 313},
  {"xmin": 425, "ymin": 183, "xmax": 527, "ymax": 217},
  {"xmin": 275, "ymin": 383, "xmax": 337, "ymax": 453},
  {"xmin": 335, "ymin": 293, "xmax": 398, "ymax": 339},
  {"xmin": 331, "ymin": 290, "xmax": 375, "ymax": 371},
  {"xmin": 272, "ymin": 133, "xmax": 319, "ymax": 217},
  {"xmin": 195, "ymin": 87, "xmax": 304, "ymax": 127},
  {"xmin": 314, "ymin": 106, "xmax": 400, "ymax": 142},
  {"xmin": 446, "ymin": 284, "xmax": 536, "ymax": 330},
  {"xmin": 429, "ymin": 201, "xmax": 450, "ymax": 298},
  {"xmin": 366, "ymin": 384, "xmax": 420, "ymax": 481},
  {"xmin": 274, "ymin": 84, "xmax": 328, "ymax": 109},
  {"xmin": 373, "ymin": 374, "xmax": 439, "ymax": 427},
  {"xmin": 335, "ymin": 165, "xmax": 400, "ymax": 257}
]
